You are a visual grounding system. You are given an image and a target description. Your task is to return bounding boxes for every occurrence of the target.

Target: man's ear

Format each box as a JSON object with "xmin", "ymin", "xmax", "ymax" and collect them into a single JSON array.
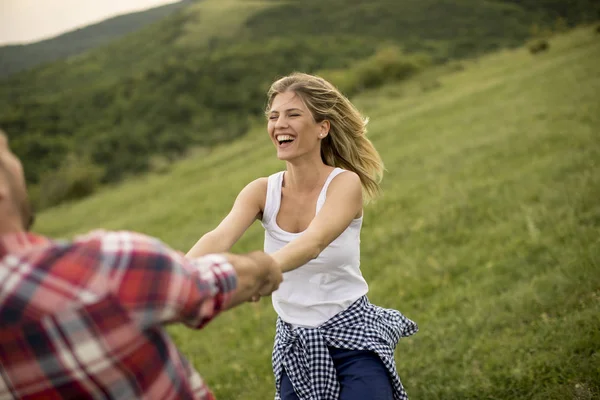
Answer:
[
  {"xmin": 0, "ymin": 162, "xmax": 10, "ymax": 201},
  {"xmin": 0, "ymin": 180, "xmax": 8, "ymax": 202}
]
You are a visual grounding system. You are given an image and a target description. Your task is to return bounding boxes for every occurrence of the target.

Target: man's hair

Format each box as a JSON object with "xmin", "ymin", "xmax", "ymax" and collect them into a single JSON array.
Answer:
[
  {"xmin": 0, "ymin": 140, "xmax": 10, "ymax": 183},
  {"xmin": 0, "ymin": 152, "xmax": 6, "ymax": 176},
  {"xmin": 0, "ymin": 147, "xmax": 5, "ymax": 176},
  {"xmin": 0, "ymin": 129, "xmax": 7, "ymax": 175}
]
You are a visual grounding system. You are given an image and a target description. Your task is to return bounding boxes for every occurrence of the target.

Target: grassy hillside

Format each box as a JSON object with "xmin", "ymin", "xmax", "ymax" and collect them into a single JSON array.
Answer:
[
  {"xmin": 35, "ymin": 27, "xmax": 600, "ymax": 399},
  {"xmin": 0, "ymin": 1, "xmax": 189, "ymax": 79},
  {"xmin": 2, "ymin": 0, "xmax": 598, "ymax": 208}
]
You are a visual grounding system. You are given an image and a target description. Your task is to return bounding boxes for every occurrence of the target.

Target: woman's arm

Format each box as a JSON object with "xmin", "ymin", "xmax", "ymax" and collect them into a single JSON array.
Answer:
[
  {"xmin": 272, "ymin": 171, "xmax": 363, "ymax": 273},
  {"xmin": 186, "ymin": 178, "xmax": 267, "ymax": 258}
]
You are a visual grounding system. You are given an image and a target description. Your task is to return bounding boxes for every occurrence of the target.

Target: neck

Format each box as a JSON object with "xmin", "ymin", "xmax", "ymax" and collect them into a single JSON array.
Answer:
[
  {"xmin": 0, "ymin": 226, "xmax": 25, "ymax": 236},
  {"xmin": 284, "ymin": 156, "xmax": 334, "ymax": 193},
  {"xmin": 0, "ymin": 227, "xmax": 45, "ymax": 259},
  {"xmin": 0, "ymin": 210, "xmax": 25, "ymax": 236}
]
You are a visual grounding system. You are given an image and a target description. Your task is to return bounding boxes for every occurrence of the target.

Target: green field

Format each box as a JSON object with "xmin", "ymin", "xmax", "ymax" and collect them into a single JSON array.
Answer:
[
  {"xmin": 6, "ymin": 0, "xmax": 599, "ymax": 199},
  {"xmin": 36, "ymin": 27, "xmax": 600, "ymax": 399}
]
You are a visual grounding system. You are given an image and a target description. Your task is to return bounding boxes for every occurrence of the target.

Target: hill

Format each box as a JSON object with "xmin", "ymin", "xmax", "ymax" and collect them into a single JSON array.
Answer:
[
  {"xmin": 0, "ymin": 0, "xmax": 189, "ymax": 79},
  {"xmin": 1, "ymin": 0, "xmax": 598, "ymax": 208},
  {"xmin": 35, "ymin": 27, "xmax": 600, "ymax": 399}
]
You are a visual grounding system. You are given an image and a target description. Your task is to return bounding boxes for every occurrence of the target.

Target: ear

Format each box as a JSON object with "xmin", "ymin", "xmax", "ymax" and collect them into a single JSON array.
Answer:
[
  {"xmin": 318, "ymin": 120, "xmax": 330, "ymax": 139},
  {"xmin": 0, "ymin": 179, "xmax": 8, "ymax": 202}
]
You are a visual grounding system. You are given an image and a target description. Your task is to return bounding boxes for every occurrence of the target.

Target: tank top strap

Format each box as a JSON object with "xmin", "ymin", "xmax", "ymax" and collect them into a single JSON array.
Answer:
[
  {"xmin": 316, "ymin": 168, "xmax": 346, "ymax": 212},
  {"xmin": 262, "ymin": 171, "xmax": 285, "ymax": 226}
]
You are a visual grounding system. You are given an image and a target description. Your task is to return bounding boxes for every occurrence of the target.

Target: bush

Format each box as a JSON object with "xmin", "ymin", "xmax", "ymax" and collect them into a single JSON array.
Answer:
[
  {"xmin": 148, "ymin": 154, "xmax": 172, "ymax": 175},
  {"xmin": 420, "ymin": 78, "xmax": 442, "ymax": 92},
  {"xmin": 529, "ymin": 39, "xmax": 550, "ymax": 54},
  {"xmin": 316, "ymin": 69, "xmax": 361, "ymax": 97},
  {"xmin": 356, "ymin": 47, "xmax": 423, "ymax": 88},
  {"xmin": 318, "ymin": 47, "xmax": 430, "ymax": 96},
  {"xmin": 37, "ymin": 153, "xmax": 105, "ymax": 209},
  {"xmin": 445, "ymin": 60, "xmax": 466, "ymax": 73}
]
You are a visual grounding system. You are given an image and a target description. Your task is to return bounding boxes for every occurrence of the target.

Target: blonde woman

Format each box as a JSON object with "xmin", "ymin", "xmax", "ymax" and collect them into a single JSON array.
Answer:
[{"xmin": 188, "ymin": 72, "xmax": 417, "ymax": 400}]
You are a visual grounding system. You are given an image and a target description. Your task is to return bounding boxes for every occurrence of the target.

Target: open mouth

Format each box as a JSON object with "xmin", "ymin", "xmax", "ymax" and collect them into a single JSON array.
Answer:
[{"xmin": 276, "ymin": 134, "xmax": 295, "ymax": 146}]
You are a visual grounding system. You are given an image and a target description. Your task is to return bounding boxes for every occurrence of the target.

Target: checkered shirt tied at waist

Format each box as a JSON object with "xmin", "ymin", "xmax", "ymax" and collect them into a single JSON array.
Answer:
[{"xmin": 272, "ymin": 296, "xmax": 418, "ymax": 400}]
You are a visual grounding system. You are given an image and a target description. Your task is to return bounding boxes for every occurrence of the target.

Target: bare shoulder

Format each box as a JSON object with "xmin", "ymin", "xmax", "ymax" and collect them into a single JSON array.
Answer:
[
  {"xmin": 237, "ymin": 177, "xmax": 269, "ymax": 211},
  {"xmin": 243, "ymin": 177, "xmax": 268, "ymax": 197},
  {"xmin": 326, "ymin": 170, "xmax": 363, "ymax": 206},
  {"xmin": 328, "ymin": 170, "xmax": 362, "ymax": 193},
  {"xmin": 322, "ymin": 170, "xmax": 363, "ymax": 218},
  {"xmin": 246, "ymin": 177, "xmax": 269, "ymax": 190}
]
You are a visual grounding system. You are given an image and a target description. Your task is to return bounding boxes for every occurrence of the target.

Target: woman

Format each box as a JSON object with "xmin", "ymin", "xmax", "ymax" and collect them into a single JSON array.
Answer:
[{"xmin": 187, "ymin": 72, "xmax": 417, "ymax": 400}]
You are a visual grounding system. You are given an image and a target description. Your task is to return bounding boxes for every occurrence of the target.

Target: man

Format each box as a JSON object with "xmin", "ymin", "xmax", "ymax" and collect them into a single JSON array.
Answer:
[{"xmin": 0, "ymin": 129, "xmax": 282, "ymax": 399}]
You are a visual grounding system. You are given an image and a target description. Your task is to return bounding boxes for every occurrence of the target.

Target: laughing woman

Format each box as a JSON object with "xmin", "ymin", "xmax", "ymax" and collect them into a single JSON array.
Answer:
[{"xmin": 187, "ymin": 72, "xmax": 418, "ymax": 400}]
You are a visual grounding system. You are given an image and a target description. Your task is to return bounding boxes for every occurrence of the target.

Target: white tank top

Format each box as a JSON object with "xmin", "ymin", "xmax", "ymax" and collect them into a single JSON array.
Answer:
[{"xmin": 261, "ymin": 167, "xmax": 369, "ymax": 327}]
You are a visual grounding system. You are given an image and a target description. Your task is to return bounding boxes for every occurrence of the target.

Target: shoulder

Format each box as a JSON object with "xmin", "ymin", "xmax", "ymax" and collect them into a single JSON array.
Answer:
[
  {"xmin": 249, "ymin": 170, "xmax": 286, "ymax": 190},
  {"xmin": 245, "ymin": 177, "xmax": 269, "ymax": 192},
  {"xmin": 233, "ymin": 177, "xmax": 271, "ymax": 214},
  {"xmin": 325, "ymin": 170, "xmax": 363, "ymax": 208},
  {"xmin": 239, "ymin": 176, "xmax": 269, "ymax": 201},
  {"xmin": 329, "ymin": 170, "xmax": 362, "ymax": 192},
  {"xmin": 73, "ymin": 229, "xmax": 173, "ymax": 257}
]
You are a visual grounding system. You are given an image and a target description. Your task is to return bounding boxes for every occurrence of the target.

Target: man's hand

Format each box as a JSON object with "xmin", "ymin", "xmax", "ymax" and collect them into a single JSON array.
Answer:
[{"xmin": 222, "ymin": 251, "xmax": 282, "ymax": 309}]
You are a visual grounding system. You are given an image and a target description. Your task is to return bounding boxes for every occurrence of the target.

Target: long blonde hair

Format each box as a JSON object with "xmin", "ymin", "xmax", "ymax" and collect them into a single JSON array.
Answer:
[{"xmin": 266, "ymin": 72, "xmax": 384, "ymax": 202}]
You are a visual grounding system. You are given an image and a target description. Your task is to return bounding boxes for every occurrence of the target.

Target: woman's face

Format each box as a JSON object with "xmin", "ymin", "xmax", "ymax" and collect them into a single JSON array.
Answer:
[{"xmin": 267, "ymin": 91, "xmax": 328, "ymax": 161}]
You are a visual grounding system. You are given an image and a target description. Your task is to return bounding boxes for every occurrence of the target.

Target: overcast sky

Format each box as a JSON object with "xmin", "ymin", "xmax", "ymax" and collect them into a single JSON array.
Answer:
[{"xmin": 0, "ymin": 0, "xmax": 181, "ymax": 45}]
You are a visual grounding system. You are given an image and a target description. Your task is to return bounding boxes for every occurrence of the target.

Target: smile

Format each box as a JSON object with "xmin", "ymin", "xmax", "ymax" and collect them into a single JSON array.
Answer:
[{"xmin": 276, "ymin": 134, "xmax": 295, "ymax": 145}]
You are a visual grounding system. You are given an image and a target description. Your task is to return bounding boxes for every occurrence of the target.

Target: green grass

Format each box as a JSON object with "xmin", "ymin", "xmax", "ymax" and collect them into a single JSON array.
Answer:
[
  {"xmin": 35, "ymin": 27, "xmax": 600, "ymax": 399},
  {"xmin": 176, "ymin": 0, "xmax": 280, "ymax": 47}
]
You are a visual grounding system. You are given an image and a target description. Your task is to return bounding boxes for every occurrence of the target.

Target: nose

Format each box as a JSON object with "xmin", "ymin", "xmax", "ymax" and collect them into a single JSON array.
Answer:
[{"xmin": 274, "ymin": 115, "xmax": 288, "ymax": 129}]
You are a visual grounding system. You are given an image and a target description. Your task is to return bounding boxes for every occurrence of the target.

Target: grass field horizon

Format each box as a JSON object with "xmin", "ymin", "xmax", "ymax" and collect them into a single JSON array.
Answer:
[{"xmin": 35, "ymin": 26, "xmax": 600, "ymax": 399}]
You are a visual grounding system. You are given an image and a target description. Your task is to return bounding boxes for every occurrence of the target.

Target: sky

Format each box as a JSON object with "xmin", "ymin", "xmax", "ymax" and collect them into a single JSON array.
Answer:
[{"xmin": 0, "ymin": 0, "xmax": 181, "ymax": 46}]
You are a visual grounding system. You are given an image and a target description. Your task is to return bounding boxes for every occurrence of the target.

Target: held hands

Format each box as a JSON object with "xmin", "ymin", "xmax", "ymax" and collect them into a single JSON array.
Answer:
[
  {"xmin": 245, "ymin": 251, "xmax": 282, "ymax": 300},
  {"xmin": 224, "ymin": 251, "xmax": 282, "ymax": 309}
]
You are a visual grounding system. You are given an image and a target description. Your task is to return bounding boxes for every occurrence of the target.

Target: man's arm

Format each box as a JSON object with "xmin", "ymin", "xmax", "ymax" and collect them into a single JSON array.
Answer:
[{"xmin": 91, "ymin": 231, "xmax": 280, "ymax": 329}]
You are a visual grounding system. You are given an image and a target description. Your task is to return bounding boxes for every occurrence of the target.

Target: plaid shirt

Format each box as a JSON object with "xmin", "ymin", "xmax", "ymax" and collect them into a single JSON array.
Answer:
[
  {"xmin": 272, "ymin": 296, "xmax": 418, "ymax": 400},
  {"xmin": 0, "ymin": 230, "xmax": 238, "ymax": 400}
]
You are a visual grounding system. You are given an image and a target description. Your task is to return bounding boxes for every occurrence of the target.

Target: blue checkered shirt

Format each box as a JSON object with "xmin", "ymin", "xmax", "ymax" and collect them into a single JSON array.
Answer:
[{"xmin": 272, "ymin": 296, "xmax": 418, "ymax": 400}]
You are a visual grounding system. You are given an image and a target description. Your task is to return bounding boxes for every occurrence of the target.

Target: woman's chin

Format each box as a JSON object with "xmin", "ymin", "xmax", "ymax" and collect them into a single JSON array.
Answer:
[{"xmin": 276, "ymin": 150, "xmax": 294, "ymax": 161}]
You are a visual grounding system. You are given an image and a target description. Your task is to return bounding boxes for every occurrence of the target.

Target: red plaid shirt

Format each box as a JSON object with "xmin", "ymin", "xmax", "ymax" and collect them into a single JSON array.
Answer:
[{"xmin": 0, "ymin": 230, "xmax": 238, "ymax": 399}]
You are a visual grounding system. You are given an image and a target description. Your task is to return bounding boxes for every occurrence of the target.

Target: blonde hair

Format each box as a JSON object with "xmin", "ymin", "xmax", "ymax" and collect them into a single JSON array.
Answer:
[{"xmin": 266, "ymin": 72, "xmax": 384, "ymax": 202}]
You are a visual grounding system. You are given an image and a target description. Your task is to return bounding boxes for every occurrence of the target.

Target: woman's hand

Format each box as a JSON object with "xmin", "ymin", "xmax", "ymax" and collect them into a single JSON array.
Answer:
[
  {"xmin": 249, "ymin": 257, "xmax": 282, "ymax": 302},
  {"xmin": 224, "ymin": 251, "xmax": 282, "ymax": 309}
]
